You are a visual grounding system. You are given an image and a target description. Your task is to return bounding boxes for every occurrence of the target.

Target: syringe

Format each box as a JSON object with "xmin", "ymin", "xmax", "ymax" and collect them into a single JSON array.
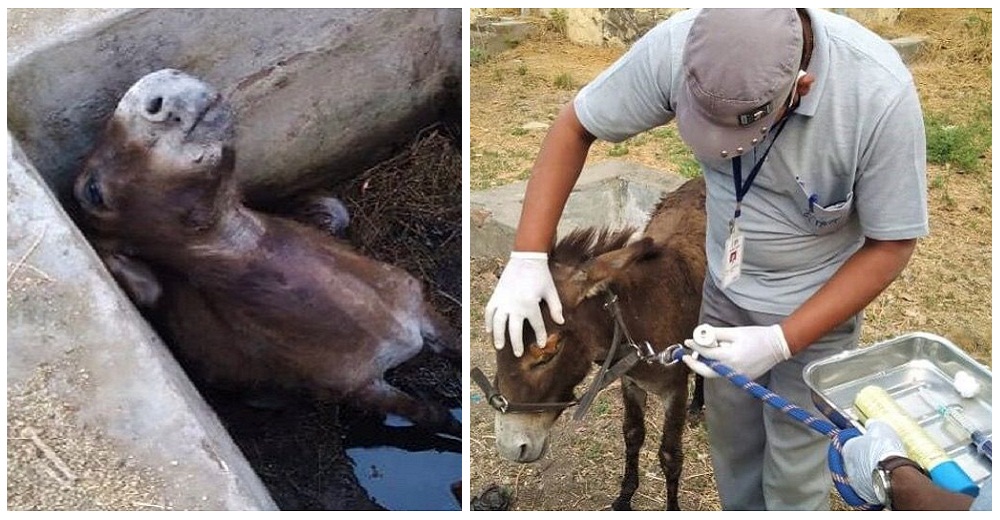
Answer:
[{"xmin": 918, "ymin": 386, "xmax": 992, "ymax": 462}]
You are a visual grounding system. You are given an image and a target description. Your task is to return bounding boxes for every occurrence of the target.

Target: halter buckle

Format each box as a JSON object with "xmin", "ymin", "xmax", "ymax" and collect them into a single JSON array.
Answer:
[{"xmin": 488, "ymin": 394, "xmax": 510, "ymax": 414}]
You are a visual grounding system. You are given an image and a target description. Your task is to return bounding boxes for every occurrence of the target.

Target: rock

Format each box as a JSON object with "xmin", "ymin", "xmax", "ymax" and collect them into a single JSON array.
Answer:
[
  {"xmin": 471, "ymin": 484, "xmax": 512, "ymax": 511},
  {"xmin": 520, "ymin": 121, "xmax": 549, "ymax": 131}
]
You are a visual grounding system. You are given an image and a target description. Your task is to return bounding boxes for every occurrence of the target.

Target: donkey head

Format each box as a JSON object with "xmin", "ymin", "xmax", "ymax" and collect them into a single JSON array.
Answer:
[
  {"xmin": 74, "ymin": 69, "xmax": 236, "ymax": 248},
  {"xmin": 493, "ymin": 229, "xmax": 657, "ymax": 462}
]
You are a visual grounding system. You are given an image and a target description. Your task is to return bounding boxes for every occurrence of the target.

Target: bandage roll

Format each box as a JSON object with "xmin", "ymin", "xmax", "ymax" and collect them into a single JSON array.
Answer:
[{"xmin": 854, "ymin": 385, "xmax": 979, "ymax": 497}]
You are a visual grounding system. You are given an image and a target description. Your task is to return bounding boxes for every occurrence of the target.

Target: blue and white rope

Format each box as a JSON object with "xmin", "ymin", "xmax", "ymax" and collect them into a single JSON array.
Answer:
[{"xmin": 666, "ymin": 346, "xmax": 881, "ymax": 510}]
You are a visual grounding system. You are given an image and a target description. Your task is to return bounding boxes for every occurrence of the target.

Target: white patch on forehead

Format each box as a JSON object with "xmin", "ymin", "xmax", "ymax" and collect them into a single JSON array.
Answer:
[
  {"xmin": 113, "ymin": 69, "xmax": 227, "ymax": 150},
  {"xmin": 117, "ymin": 69, "xmax": 216, "ymax": 119}
]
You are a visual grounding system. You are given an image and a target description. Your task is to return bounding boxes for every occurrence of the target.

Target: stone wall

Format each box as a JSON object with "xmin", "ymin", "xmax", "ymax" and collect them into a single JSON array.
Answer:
[{"xmin": 515, "ymin": 8, "xmax": 903, "ymax": 47}]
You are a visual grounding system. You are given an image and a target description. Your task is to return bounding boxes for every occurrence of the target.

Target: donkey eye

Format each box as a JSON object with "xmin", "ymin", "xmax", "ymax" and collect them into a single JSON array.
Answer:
[{"xmin": 85, "ymin": 174, "xmax": 106, "ymax": 208}]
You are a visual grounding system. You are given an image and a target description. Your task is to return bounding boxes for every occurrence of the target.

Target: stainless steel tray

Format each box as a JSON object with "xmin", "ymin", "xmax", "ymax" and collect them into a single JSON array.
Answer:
[{"xmin": 804, "ymin": 332, "xmax": 992, "ymax": 485}]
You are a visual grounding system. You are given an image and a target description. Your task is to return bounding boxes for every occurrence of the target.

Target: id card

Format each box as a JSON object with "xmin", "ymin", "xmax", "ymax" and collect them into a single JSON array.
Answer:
[{"xmin": 720, "ymin": 220, "xmax": 744, "ymax": 289}]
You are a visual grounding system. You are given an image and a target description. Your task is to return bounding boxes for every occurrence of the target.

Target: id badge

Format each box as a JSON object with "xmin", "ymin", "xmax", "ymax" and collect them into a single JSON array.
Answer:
[{"xmin": 720, "ymin": 219, "xmax": 744, "ymax": 289}]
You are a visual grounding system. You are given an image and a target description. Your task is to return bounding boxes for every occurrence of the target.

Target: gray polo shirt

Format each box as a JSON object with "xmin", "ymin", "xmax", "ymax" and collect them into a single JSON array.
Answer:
[{"xmin": 575, "ymin": 8, "xmax": 928, "ymax": 315}]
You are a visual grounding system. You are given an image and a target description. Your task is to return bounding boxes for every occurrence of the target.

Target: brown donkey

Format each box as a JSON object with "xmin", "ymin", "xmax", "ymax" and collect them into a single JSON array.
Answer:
[
  {"xmin": 488, "ymin": 177, "xmax": 706, "ymax": 510},
  {"xmin": 73, "ymin": 69, "xmax": 460, "ymax": 436}
]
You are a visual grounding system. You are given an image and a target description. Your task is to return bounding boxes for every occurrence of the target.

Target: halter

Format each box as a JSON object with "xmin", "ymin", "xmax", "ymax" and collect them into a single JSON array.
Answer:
[{"xmin": 471, "ymin": 290, "xmax": 659, "ymax": 419}]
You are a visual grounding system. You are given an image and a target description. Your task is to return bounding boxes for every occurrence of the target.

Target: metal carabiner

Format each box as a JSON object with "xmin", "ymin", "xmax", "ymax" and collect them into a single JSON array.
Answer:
[
  {"xmin": 650, "ymin": 343, "xmax": 687, "ymax": 366},
  {"xmin": 635, "ymin": 340, "xmax": 656, "ymax": 361}
]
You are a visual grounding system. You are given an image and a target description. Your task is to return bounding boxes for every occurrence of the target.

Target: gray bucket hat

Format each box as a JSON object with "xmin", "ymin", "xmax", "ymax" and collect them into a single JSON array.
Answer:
[{"xmin": 676, "ymin": 8, "xmax": 803, "ymax": 159}]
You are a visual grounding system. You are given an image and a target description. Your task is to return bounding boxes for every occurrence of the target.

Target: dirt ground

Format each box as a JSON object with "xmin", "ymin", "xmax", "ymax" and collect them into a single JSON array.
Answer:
[{"xmin": 468, "ymin": 9, "xmax": 992, "ymax": 511}]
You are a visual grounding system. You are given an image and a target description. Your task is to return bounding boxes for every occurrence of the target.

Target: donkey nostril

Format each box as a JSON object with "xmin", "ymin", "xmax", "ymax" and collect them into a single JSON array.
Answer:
[
  {"xmin": 146, "ymin": 96, "xmax": 163, "ymax": 115},
  {"xmin": 518, "ymin": 443, "xmax": 530, "ymax": 461}
]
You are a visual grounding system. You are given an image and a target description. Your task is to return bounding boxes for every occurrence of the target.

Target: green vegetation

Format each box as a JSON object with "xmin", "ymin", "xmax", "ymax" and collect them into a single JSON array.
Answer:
[
  {"xmin": 650, "ymin": 126, "xmax": 702, "ymax": 178},
  {"xmin": 924, "ymin": 110, "xmax": 990, "ymax": 173},
  {"xmin": 548, "ymin": 9, "xmax": 568, "ymax": 36},
  {"xmin": 553, "ymin": 72, "xmax": 575, "ymax": 90},
  {"xmin": 608, "ymin": 143, "xmax": 629, "ymax": 157},
  {"xmin": 590, "ymin": 397, "xmax": 610, "ymax": 417},
  {"xmin": 471, "ymin": 148, "xmax": 534, "ymax": 190},
  {"xmin": 470, "ymin": 46, "xmax": 487, "ymax": 66}
]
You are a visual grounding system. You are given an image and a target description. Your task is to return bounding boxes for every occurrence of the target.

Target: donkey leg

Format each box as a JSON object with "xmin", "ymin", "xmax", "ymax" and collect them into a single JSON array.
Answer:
[
  {"xmin": 613, "ymin": 378, "xmax": 648, "ymax": 511},
  {"xmin": 290, "ymin": 195, "xmax": 351, "ymax": 238},
  {"xmin": 422, "ymin": 309, "xmax": 461, "ymax": 361},
  {"xmin": 658, "ymin": 386, "xmax": 688, "ymax": 511},
  {"xmin": 355, "ymin": 379, "xmax": 460, "ymax": 437}
]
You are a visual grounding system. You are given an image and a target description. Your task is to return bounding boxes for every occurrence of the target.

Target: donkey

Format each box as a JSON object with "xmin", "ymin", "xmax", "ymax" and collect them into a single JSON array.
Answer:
[
  {"xmin": 490, "ymin": 177, "xmax": 707, "ymax": 510},
  {"xmin": 73, "ymin": 69, "xmax": 460, "ymax": 436}
]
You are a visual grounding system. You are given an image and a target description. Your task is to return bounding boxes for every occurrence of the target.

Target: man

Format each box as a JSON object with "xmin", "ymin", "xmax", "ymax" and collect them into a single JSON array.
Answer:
[
  {"xmin": 485, "ymin": 8, "xmax": 928, "ymax": 510},
  {"xmin": 843, "ymin": 419, "xmax": 991, "ymax": 510}
]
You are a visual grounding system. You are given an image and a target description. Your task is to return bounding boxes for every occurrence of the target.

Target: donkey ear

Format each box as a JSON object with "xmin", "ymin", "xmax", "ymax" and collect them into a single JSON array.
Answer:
[
  {"xmin": 102, "ymin": 252, "xmax": 163, "ymax": 308},
  {"xmin": 572, "ymin": 237, "xmax": 655, "ymax": 303}
]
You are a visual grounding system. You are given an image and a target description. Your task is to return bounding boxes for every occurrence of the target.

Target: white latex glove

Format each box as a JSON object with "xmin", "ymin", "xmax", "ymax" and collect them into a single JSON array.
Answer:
[
  {"xmin": 484, "ymin": 252, "xmax": 564, "ymax": 357},
  {"xmin": 681, "ymin": 324, "xmax": 791, "ymax": 380},
  {"xmin": 842, "ymin": 419, "xmax": 907, "ymax": 504}
]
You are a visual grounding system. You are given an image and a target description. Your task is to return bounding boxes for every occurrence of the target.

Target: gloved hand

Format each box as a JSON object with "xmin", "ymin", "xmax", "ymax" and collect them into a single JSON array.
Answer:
[
  {"xmin": 681, "ymin": 324, "xmax": 791, "ymax": 380},
  {"xmin": 842, "ymin": 419, "xmax": 907, "ymax": 504},
  {"xmin": 484, "ymin": 252, "xmax": 564, "ymax": 357}
]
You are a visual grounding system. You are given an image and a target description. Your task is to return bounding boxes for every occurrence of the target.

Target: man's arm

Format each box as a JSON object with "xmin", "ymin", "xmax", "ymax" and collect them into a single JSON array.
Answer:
[
  {"xmin": 484, "ymin": 102, "xmax": 597, "ymax": 354},
  {"xmin": 781, "ymin": 237, "xmax": 916, "ymax": 354},
  {"xmin": 890, "ymin": 466, "xmax": 975, "ymax": 510},
  {"xmin": 683, "ymin": 237, "xmax": 917, "ymax": 380}
]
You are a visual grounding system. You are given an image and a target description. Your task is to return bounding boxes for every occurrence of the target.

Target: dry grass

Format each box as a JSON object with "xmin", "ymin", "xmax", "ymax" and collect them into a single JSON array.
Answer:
[
  {"xmin": 335, "ymin": 125, "xmax": 463, "ymax": 329},
  {"xmin": 469, "ymin": 8, "xmax": 991, "ymax": 511}
]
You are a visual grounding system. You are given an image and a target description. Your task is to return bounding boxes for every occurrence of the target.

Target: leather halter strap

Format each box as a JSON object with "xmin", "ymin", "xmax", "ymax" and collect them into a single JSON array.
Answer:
[
  {"xmin": 471, "ymin": 291, "xmax": 655, "ymax": 418},
  {"xmin": 571, "ymin": 292, "xmax": 654, "ymax": 420},
  {"xmin": 470, "ymin": 366, "xmax": 576, "ymax": 414}
]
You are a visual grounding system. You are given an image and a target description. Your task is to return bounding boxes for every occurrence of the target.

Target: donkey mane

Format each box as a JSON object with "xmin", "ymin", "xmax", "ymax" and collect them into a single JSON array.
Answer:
[{"xmin": 550, "ymin": 226, "xmax": 645, "ymax": 266}]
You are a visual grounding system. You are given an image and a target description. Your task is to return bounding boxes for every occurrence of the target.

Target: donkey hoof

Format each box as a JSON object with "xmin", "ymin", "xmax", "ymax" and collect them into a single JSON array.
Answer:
[
  {"xmin": 611, "ymin": 498, "xmax": 632, "ymax": 511},
  {"xmin": 295, "ymin": 195, "xmax": 351, "ymax": 238}
]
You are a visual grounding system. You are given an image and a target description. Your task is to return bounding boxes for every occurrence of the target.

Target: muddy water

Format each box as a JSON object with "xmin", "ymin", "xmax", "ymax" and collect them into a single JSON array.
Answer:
[{"xmin": 345, "ymin": 409, "xmax": 462, "ymax": 510}]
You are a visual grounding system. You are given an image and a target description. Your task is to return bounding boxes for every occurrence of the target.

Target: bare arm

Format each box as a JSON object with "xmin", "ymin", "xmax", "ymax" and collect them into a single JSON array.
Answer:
[
  {"xmin": 891, "ymin": 466, "xmax": 975, "ymax": 510},
  {"xmin": 781, "ymin": 237, "xmax": 916, "ymax": 354},
  {"xmin": 512, "ymin": 103, "xmax": 597, "ymax": 252}
]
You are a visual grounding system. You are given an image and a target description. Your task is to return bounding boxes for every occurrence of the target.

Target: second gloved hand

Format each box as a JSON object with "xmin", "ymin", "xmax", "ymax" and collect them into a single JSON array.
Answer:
[
  {"xmin": 842, "ymin": 419, "xmax": 907, "ymax": 505},
  {"xmin": 682, "ymin": 324, "xmax": 791, "ymax": 380},
  {"xmin": 484, "ymin": 252, "xmax": 564, "ymax": 357}
]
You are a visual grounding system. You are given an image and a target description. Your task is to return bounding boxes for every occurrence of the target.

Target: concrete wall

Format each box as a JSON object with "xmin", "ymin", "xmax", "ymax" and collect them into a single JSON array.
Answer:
[
  {"xmin": 559, "ymin": 8, "xmax": 681, "ymax": 47},
  {"xmin": 7, "ymin": 8, "xmax": 461, "ymax": 207}
]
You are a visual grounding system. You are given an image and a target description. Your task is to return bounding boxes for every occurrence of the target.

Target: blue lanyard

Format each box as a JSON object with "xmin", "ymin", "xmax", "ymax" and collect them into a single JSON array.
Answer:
[{"xmin": 732, "ymin": 115, "xmax": 793, "ymax": 219}]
